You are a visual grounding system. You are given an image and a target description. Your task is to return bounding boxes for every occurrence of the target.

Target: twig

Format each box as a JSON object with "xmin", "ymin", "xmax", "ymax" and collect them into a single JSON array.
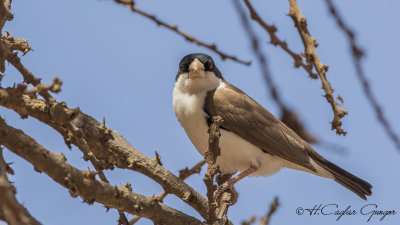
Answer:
[
  {"xmin": 242, "ymin": 0, "xmax": 317, "ymax": 79},
  {"xmin": 288, "ymin": 0, "xmax": 348, "ymax": 135},
  {"xmin": 129, "ymin": 159, "xmax": 206, "ymax": 225},
  {"xmin": 76, "ymin": 136, "xmax": 129, "ymax": 225},
  {"xmin": 0, "ymin": 29, "xmax": 53, "ymax": 103},
  {"xmin": 179, "ymin": 159, "xmax": 206, "ymax": 180},
  {"xmin": 325, "ymin": 0, "xmax": 400, "ymax": 150},
  {"xmin": 203, "ymin": 116, "xmax": 223, "ymax": 224},
  {"xmin": 241, "ymin": 215, "xmax": 256, "ymax": 225},
  {"xmin": 234, "ymin": 0, "xmax": 316, "ymax": 143},
  {"xmin": 0, "ymin": 0, "xmax": 14, "ymax": 73},
  {"xmin": 0, "ymin": 118, "xmax": 203, "ymax": 225},
  {"xmin": 259, "ymin": 197, "xmax": 279, "ymax": 225},
  {"xmin": 235, "ymin": 0, "xmax": 284, "ymax": 108},
  {"xmin": 4, "ymin": 51, "xmax": 55, "ymax": 103},
  {"xmin": 0, "ymin": 148, "xmax": 42, "ymax": 225},
  {"xmin": 114, "ymin": 0, "xmax": 251, "ymax": 66},
  {"xmin": 0, "ymin": 77, "xmax": 61, "ymax": 101},
  {"xmin": 3, "ymin": 32, "xmax": 31, "ymax": 55},
  {"xmin": 65, "ymin": 115, "xmax": 129, "ymax": 225},
  {"xmin": 0, "ymin": 0, "xmax": 13, "ymax": 33},
  {"xmin": 23, "ymin": 77, "xmax": 62, "ymax": 95}
]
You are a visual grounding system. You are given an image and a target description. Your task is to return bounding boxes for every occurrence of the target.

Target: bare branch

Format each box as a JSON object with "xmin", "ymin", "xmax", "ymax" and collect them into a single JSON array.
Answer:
[
  {"xmin": 203, "ymin": 116, "xmax": 224, "ymax": 224},
  {"xmin": 0, "ymin": 91, "xmax": 209, "ymax": 219},
  {"xmin": 114, "ymin": 0, "xmax": 251, "ymax": 66},
  {"xmin": 0, "ymin": 0, "xmax": 13, "ymax": 34},
  {"xmin": 0, "ymin": 40, "xmax": 208, "ymax": 217},
  {"xmin": 0, "ymin": 30, "xmax": 54, "ymax": 103},
  {"xmin": 0, "ymin": 0, "xmax": 14, "ymax": 73},
  {"xmin": 179, "ymin": 159, "xmax": 206, "ymax": 180},
  {"xmin": 0, "ymin": 77, "xmax": 61, "ymax": 103},
  {"xmin": 3, "ymin": 32, "xmax": 32, "ymax": 55},
  {"xmin": 74, "ymin": 127, "xmax": 129, "ymax": 224},
  {"xmin": 23, "ymin": 77, "xmax": 62, "ymax": 95},
  {"xmin": 130, "ymin": 159, "xmax": 206, "ymax": 224},
  {"xmin": 325, "ymin": 0, "xmax": 400, "ymax": 150},
  {"xmin": 4, "ymin": 53, "xmax": 40, "ymax": 86},
  {"xmin": 0, "ymin": 148, "xmax": 42, "ymax": 225},
  {"xmin": 259, "ymin": 197, "xmax": 279, "ymax": 225},
  {"xmin": 288, "ymin": 0, "xmax": 348, "ymax": 135},
  {"xmin": 241, "ymin": 215, "xmax": 256, "ymax": 225},
  {"xmin": 233, "ymin": 0, "xmax": 316, "ymax": 143},
  {"xmin": 4, "ymin": 50, "xmax": 55, "ymax": 103},
  {"xmin": 0, "ymin": 119, "xmax": 203, "ymax": 225},
  {"xmin": 242, "ymin": 0, "xmax": 317, "ymax": 79}
]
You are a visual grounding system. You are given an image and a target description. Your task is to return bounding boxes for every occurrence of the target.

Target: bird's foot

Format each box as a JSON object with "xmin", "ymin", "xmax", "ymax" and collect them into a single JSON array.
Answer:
[
  {"xmin": 212, "ymin": 166, "xmax": 258, "ymax": 206},
  {"xmin": 213, "ymin": 180, "xmax": 238, "ymax": 206}
]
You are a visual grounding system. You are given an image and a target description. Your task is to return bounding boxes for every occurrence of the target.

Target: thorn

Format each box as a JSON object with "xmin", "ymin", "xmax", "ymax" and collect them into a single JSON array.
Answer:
[
  {"xmin": 154, "ymin": 151, "xmax": 162, "ymax": 166},
  {"xmin": 60, "ymin": 153, "xmax": 67, "ymax": 162},
  {"xmin": 6, "ymin": 162, "xmax": 14, "ymax": 175},
  {"xmin": 125, "ymin": 182, "xmax": 132, "ymax": 192}
]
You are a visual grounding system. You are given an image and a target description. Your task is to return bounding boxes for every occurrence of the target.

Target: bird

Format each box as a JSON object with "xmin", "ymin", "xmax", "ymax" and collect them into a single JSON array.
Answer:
[{"xmin": 172, "ymin": 53, "xmax": 372, "ymax": 203}]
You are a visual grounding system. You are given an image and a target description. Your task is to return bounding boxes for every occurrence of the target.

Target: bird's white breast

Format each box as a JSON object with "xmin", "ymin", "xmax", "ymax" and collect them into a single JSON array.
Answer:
[{"xmin": 173, "ymin": 77, "xmax": 286, "ymax": 176}]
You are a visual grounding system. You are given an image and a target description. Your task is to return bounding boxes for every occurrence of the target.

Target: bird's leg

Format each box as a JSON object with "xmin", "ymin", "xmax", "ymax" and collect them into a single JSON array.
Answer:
[{"xmin": 213, "ymin": 166, "xmax": 257, "ymax": 205}]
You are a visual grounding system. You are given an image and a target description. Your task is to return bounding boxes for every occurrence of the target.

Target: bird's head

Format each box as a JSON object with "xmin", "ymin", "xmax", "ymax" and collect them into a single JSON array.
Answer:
[{"xmin": 175, "ymin": 53, "xmax": 223, "ymax": 93}]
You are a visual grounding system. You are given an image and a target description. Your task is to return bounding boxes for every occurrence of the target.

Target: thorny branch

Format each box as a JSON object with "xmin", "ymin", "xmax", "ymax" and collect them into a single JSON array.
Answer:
[
  {"xmin": 3, "ymin": 50, "xmax": 57, "ymax": 103},
  {"xmin": 0, "ymin": 9, "xmax": 209, "ymax": 217},
  {"xmin": 0, "ymin": 148, "xmax": 41, "ymax": 225},
  {"xmin": 288, "ymin": 0, "xmax": 348, "ymax": 135},
  {"xmin": 79, "ymin": 138, "xmax": 129, "ymax": 224},
  {"xmin": 325, "ymin": 0, "xmax": 400, "ymax": 150},
  {"xmin": 0, "ymin": 77, "xmax": 62, "ymax": 103},
  {"xmin": 129, "ymin": 159, "xmax": 206, "ymax": 225},
  {"xmin": 243, "ymin": 0, "xmax": 317, "ymax": 79},
  {"xmin": 0, "ymin": 0, "xmax": 13, "ymax": 73},
  {"xmin": 234, "ymin": 0, "xmax": 316, "ymax": 143},
  {"xmin": 0, "ymin": 89, "xmax": 209, "ymax": 219},
  {"xmin": 179, "ymin": 159, "xmax": 207, "ymax": 180},
  {"xmin": 259, "ymin": 197, "xmax": 279, "ymax": 225},
  {"xmin": 114, "ymin": 0, "xmax": 251, "ymax": 66},
  {"xmin": 0, "ymin": 119, "xmax": 203, "ymax": 225},
  {"xmin": 0, "ymin": 44, "xmax": 207, "ymax": 224},
  {"xmin": 3, "ymin": 32, "xmax": 31, "ymax": 56},
  {"xmin": 203, "ymin": 116, "xmax": 230, "ymax": 225}
]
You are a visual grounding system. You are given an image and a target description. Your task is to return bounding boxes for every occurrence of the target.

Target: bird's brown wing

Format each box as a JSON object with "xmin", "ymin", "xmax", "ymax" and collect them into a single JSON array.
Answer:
[
  {"xmin": 205, "ymin": 82, "xmax": 316, "ymax": 172},
  {"xmin": 206, "ymin": 82, "xmax": 373, "ymax": 199}
]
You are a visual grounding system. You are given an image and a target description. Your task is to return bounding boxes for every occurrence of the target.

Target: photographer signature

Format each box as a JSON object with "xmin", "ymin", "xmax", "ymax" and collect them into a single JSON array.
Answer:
[{"xmin": 296, "ymin": 204, "xmax": 396, "ymax": 222}]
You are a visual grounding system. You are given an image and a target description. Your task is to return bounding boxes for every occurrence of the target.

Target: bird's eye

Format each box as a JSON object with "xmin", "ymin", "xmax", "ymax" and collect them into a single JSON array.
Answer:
[
  {"xmin": 205, "ymin": 61, "xmax": 214, "ymax": 71},
  {"xmin": 180, "ymin": 64, "xmax": 188, "ymax": 72}
]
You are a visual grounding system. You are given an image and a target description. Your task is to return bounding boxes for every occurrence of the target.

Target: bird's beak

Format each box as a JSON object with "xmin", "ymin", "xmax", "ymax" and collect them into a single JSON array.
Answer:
[{"xmin": 188, "ymin": 58, "xmax": 205, "ymax": 78}]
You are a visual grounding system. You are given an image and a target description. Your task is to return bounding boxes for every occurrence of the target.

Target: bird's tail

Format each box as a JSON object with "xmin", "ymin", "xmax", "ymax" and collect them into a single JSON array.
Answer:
[{"xmin": 310, "ymin": 153, "xmax": 372, "ymax": 200}]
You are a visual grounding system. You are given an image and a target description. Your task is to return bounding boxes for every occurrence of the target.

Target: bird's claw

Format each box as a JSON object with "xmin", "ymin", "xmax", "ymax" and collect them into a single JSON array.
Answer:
[{"xmin": 213, "ymin": 181, "xmax": 238, "ymax": 206}]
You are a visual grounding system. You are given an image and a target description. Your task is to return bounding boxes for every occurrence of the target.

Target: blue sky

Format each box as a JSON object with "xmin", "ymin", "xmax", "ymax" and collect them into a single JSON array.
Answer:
[{"xmin": 1, "ymin": 0, "xmax": 399, "ymax": 224}]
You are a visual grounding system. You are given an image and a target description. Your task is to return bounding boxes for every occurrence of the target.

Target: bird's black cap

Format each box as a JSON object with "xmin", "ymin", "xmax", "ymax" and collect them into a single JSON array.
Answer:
[{"xmin": 176, "ymin": 53, "xmax": 222, "ymax": 81}]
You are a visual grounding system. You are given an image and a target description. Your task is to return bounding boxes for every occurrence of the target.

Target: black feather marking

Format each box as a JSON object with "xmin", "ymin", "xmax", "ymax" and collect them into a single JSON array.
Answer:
[{"xmin": 176, "ymin": 53, "xmax": 223, "ymax": 81}]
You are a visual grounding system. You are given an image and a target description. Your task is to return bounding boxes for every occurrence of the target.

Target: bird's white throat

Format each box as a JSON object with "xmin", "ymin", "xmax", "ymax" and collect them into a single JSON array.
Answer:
[
  {"xmin": 174, "ymin": 71, "xmax": 221, "ymax": 95},
  {"xmin": 172, "ymin": 73, "xmax": 222, "ymax": 155}
]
